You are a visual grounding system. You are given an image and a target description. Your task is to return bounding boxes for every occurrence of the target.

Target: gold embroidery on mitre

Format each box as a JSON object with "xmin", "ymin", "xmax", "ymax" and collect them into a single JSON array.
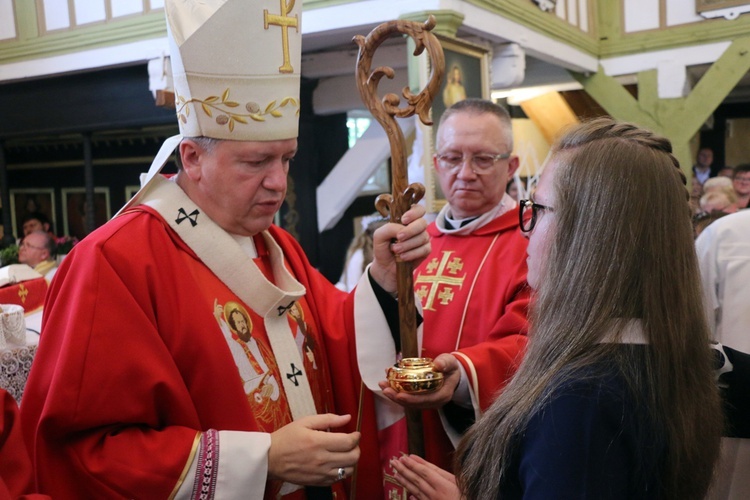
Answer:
[
  {"xmin": 414, "ymin": 250, "xmax": 466, "ymax": 311},
  {"xmin": 263, "ymin": 0, "xmax": 299, "ymax": 73},
  {"xmin": 175, "ymin": 89, "xmax": 299, "ymax": 132}
]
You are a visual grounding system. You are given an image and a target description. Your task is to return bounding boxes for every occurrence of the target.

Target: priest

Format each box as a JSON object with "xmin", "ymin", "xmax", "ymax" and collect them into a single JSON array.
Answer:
[
  {"xmin": 20, "ymin": 1, "xmax": 430, "ymax": 498},
  {"xmin": 379, "ymin": 99, "xmax": 530, "ymax": 471}
]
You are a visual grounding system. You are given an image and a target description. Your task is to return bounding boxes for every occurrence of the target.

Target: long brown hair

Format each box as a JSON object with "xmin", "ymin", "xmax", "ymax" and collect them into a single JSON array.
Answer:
[{"xmin": 455, "ymin": 118, "xmax": 722, "ymax": 499}]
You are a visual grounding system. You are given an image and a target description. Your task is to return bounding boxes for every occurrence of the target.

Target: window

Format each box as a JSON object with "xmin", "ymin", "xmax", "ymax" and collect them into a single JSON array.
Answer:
[
  {"xmin": 0, "ymin": 0, "xmax": 16, "ymax": 41},
  {"xmin": 38, "ymin": 0, "xmax": 163, "ymax": 33},
  {"xmin": 346, "ymin": 112, "xmax": 391, "ymax": 196}
]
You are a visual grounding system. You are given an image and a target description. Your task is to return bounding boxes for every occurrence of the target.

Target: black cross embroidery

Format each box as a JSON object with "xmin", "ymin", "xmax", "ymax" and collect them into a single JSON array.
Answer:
[
  {"xmin": 176, "ymin": 208, "xmax": 200, "ymax": 227},
  {"xmin": 287, "ymin": 363, "xmax": 303, "ymax": 386},
  {"xmin": 277, "ymin": 301, "xmax": 295, "ymax": 316}
]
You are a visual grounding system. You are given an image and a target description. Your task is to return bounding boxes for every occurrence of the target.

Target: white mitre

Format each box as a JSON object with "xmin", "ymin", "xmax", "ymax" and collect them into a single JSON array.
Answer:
[
  {"xmin": 118, "ymin": 0, "xmax": 302, "ymax": 215},
  {"xmin": 167, "ymin": 0, "xmax": 301, "ymax": 141}
]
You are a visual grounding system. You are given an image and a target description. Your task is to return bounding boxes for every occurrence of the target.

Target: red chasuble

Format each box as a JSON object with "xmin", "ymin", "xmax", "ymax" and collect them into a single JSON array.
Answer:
[
  {"xmin": 413, "ymin": 209, "xmax": 530, "ymax": 470},
  {"xmin": 21, "ymin": 193, "xmax": 385, "ymax": 498},
  {"xmin": 0, "ymin": 389, "xmax": 48, "ymax": 500}
]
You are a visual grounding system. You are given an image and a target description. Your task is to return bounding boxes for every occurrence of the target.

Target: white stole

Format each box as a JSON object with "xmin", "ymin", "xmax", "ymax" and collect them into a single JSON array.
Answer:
[{"xmin": 137, "ymin": 174, "xmax": 318, "ymax": 422}]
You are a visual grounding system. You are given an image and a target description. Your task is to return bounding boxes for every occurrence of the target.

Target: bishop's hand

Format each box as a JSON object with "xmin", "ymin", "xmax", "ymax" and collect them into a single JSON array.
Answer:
[
  {"xmin": 267, "ymin": 413, "xmax": 360, "ymax": 486},
  {"xmin": 369, "ymin": 204, "xmax": 430, "ymax": 293}
]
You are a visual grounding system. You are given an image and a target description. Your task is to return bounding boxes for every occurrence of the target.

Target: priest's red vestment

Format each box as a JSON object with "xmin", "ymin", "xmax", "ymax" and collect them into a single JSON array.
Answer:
[{"xmin": 413, "ymin": 208, "xmax": 530, "ymax": 470}]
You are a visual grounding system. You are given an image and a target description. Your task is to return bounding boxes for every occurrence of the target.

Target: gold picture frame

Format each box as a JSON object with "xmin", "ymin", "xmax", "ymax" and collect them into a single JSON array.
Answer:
[
  {"xmin": 124, "ymin": 185, "xmax": 140, "ymax": 202},
  {"xmin": 9, "ymin": 188, "xmax": 56, "ymax": 238},
  {"xmin": 416, "ymin": 35, "xmax": 491, "ymax": 213},
  {"xmin": 696, "ymin": 0, "xmax": 750, "ymax": 13},
  {"xmin": 61, "ymin": 187, "xmax": 111, "ymax": 239}
]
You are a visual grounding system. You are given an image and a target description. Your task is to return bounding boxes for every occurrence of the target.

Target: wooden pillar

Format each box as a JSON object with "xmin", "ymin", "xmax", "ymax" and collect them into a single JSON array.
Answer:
[
  {"xmin": 83, "ymin": 133, "xmax": 95, "ymax": 235},
  {"xmin": 574, "ymin": 36, "xmax": 750, "ymax": 180}
]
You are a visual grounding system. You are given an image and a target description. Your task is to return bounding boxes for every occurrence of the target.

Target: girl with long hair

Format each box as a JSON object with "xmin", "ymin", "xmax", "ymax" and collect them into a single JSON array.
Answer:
[{"xmin": 392, "ymin": 118, "xmax": 722, "ymax": 499}]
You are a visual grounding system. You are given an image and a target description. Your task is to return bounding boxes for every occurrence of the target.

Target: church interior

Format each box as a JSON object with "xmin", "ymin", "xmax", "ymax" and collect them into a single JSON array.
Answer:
[
  {"xmin": 1, "ymin": 1, "xmax": 750, "ymax": 498},
  {"xmin": 2, "ymin": 0, "xmax": 750, "ymax": 281}
]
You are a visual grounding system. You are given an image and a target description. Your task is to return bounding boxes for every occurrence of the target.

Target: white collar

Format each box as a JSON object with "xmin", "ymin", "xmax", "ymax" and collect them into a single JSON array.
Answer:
[
  {"xmin": 230, "ymin": 234, "xmax": 258, "ymax": 259},
  {"xmin": 436, "ymin": 193, "xmax": 517, "ymax": 235}
]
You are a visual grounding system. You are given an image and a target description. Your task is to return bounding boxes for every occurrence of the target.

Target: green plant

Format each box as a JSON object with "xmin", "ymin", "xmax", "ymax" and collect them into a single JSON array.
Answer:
[{"xmin": 0, "ymin": 245, "xmax": 19, "ymax": 266}]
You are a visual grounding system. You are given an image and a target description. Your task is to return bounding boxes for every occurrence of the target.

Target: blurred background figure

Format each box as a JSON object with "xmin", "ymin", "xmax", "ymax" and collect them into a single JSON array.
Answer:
[
  {"xmin": 20, "ymin": 213, "xmax": 53, "ymax": 238},
  {"xmin": 336, "ymin": 215, "xmax": 387, "ymax": 292},
  {"xmin": 690, "ymin": 176, "xmax": 705, "ymax": 214},
  {"xmin": 699, "ymin": 191, "xmax": 738, "ymax": 215},
  {"xmin": 693, "ymin": 146, "xmax": 721, "ymax": 185},
  {"xmin": 17, "ymin": 230, "xmax": 57, "ymax": 280},
  {"xmin": 703, "ymin": 176, "xmax": 735, "ymax": 197},
  {"xmin": 732, "ymin": 164, "xmax": 750, "ymax": 209},
  {"xmin": 718, "ymin": 166, "xmax": 735, "ymax": 178},
  {"xmin": 505, "ymin": 179, "xmax": 519, "ymax": 201}
]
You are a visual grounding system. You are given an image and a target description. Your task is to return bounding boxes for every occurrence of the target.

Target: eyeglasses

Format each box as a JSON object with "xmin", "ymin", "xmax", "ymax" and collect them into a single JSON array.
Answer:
[
  {"xmin": 733, "ymin": 175, "xmax": 750, "ymax": 183},
  {"xmin": 20, "ymin": 241, "xmax": 45, "ymax": 251},
  {"xmin": 519, "ymin": 199, "xmax": 554, "ymax": 233},
  {"xmin": 434, "ymin": 152, "xmax": 511, "ymax": 175}
]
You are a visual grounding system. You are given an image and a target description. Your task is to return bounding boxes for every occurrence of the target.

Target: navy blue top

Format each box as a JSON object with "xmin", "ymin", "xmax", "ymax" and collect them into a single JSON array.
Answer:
[{"xmin": 500, "ymin": 347, "xmax": 665, "ymax": 499}]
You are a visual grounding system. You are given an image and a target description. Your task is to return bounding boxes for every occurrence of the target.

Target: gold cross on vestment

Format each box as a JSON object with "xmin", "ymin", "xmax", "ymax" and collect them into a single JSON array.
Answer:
[
  {"xmin": 263, "ymin": 0, "xmax": 298, "ymax": 74},
  {"xmin": 415, "ymin": 251, "xmax": 466, "ymax": 311},
  {"xmin": 17, "ymin": 284, "xmax": 28, "ymax": 304}
]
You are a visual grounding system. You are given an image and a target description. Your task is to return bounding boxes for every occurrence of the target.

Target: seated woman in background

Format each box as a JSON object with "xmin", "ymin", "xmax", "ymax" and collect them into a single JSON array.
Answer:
[
  {"xmin": 392, "ymin": 118, "xmax": 723, "ymax": 499},
  {"xmin": 699, "ymin": 190, "xmax": 738, "ymax": 215}
]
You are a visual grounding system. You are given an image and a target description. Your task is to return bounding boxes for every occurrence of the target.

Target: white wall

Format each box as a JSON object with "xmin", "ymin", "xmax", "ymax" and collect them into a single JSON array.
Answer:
[
  {"xmin": 624, "ymin": 0, "xmax": 706, "ymax": 33},
  {"xmin": 0, "ymin": 0, "xmax": 16, "ymax": 41}
]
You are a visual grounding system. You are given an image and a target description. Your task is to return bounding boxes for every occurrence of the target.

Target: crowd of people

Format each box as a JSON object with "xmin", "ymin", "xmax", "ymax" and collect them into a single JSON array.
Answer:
[
  {"xmin": 0, "ymin": 1, "xmax": 748, "ymax": 498},
  {"xmin": 689, "ymin": 147, "xmax": 750, "ymax": 237}
]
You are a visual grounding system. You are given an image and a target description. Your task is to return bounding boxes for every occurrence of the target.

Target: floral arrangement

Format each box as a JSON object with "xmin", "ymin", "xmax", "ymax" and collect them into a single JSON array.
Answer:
[{"xmin": 55, "ymin": 235, "xmax": 79, "ymax": 255}]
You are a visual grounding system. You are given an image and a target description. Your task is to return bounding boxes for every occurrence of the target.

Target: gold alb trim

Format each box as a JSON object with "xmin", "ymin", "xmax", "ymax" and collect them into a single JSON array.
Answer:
[
  {"xmin": 452, "ymin": 351, "xmax": 480, "ymax": 415},
  {"xmin": 168, "ymin": 431, "xmax": 202, "ymax": 500}
]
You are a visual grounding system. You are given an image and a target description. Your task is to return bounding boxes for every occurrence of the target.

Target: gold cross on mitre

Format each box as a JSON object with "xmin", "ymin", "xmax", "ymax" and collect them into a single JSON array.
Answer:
[
  {"xmin": 415, "ymin": 251, "xmax": 466, "ymax": 311},
  {"xmin": 263, "ymin": 0, "xmax": 298, "ymax": 73}
]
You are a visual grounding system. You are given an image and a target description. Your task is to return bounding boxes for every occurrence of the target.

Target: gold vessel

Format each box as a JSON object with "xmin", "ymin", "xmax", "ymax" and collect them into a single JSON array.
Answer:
[{"xmin": 386, "ymin": 357, "xmax": 444, "ymax": 394}]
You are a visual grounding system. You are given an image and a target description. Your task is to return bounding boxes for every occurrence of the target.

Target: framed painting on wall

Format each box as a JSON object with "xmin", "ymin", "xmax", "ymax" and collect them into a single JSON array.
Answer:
[
  {"xmin": 417, "ymin": 35, "xmax": 491, "ymax": 213},
  {"xmin": 124, "ymin": 185, "xmax": 140, "ymax": 202},
  {"xmin": 62, "ymin": 188, "xmax": 111, "ymax": 240},
  {"xmin": 9, "ymin": 188, "xmax": 56, "ymax": 238},
  {"xmin": 696, "ymin": 0, "xmax": 750, "ymax": 14},
  {"xmin": 431, "ymin": 36, "xmax": 491, "ymax": 135}
]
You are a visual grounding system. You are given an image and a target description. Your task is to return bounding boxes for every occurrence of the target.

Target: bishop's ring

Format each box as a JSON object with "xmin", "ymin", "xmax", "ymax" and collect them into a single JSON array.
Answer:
[{"xmin": 337, "ymin": 467, "xmax": 346, "ymax": 481}]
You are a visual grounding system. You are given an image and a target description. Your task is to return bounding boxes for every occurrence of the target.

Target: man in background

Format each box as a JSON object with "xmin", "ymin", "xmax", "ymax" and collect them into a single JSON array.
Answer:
[
  {"xmin": 732, "ymin": 164, "xmax": 750, "ymax": 209},
  {"xmin": 380, "ymin": 98, "xmax": 530, "ymax": 471},
  {"xmin": 693, "ymin": 146, "xmax": 721, "ymax": 185},
  {"xmin": 20, "ymin": 213, "xmax": 53, "ymax": 238},
  {"xmin": 17, "ymin": 230, "xmax": 57, "ymax": 280}
]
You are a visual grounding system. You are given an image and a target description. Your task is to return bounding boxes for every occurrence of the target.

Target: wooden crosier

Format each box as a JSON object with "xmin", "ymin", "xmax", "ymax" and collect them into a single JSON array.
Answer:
[{"xmin": 353, "ymin": 16, "xmax": 444, "ymax": 457}]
